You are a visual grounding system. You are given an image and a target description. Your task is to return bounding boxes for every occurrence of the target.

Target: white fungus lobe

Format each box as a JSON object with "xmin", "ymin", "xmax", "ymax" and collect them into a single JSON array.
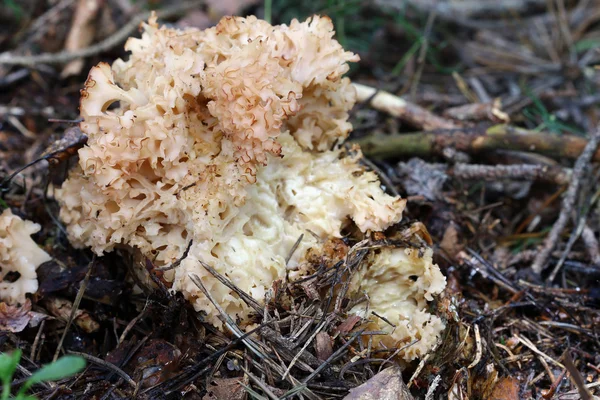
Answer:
[{"xmin": 0, "ymin": 209, "xmax": 51, "ymax": 305}]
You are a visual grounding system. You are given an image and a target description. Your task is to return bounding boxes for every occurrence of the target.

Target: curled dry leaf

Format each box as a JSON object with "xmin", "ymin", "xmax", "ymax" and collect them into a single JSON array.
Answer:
[
  {"xmin": 42, "ymin": 296, "xmax": 100, "ymax": 333},
  {"xmin": 343, "ymin": 366, "xmax": 414, "ymax": 400},
  {"xmin": 40, "ymin": 127, "xmax": 88, "ymax": 166},
  {"xmin": 0, "ymin": 300, "xmax": 47, "ymax": 332}
]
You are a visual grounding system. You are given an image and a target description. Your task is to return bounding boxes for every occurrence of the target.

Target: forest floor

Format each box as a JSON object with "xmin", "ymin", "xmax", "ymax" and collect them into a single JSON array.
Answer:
[{"xmin": 0, "ymin": 0, "xmax": 599, "ymax": 399}]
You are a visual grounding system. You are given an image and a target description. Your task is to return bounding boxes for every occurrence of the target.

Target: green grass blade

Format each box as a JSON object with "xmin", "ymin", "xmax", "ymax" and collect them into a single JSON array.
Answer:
[{"xmin": 19, "ymin": 356, "xmax": 85, "ymax": 394}]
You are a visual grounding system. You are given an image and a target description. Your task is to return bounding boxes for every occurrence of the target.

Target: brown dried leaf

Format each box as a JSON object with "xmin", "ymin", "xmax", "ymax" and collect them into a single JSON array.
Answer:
[
  {"xmin": 203, "ymin": 377, "xmax": 247, "ymax": 400},
  {"xmin": 315, "ymin": 332, "xmax": 333, "ymax": 361},
  {"xmin": 488, "ymin": 377, "xmax": 520, "ymax": 400},
  {"xmin": 43, "ymin": 296, "xmax": 99, "ymax": 333},
  {"xmin": 37, "ymin": 260, "xmax": 88, "ymax": 295},
  {"xmin": 40, "ymin": 127, "xmax": 88, "ymax": 165},
  {"xmin": 343, "ymin": 366, "xmax": 413, "ymax": 400},
  {"xmin": 335, "ymin": 315, "xmax": 362, "ymax": 335},
  {"xmin": 0, "ymin": 300, "xmax": 48, "ymax": 332}
]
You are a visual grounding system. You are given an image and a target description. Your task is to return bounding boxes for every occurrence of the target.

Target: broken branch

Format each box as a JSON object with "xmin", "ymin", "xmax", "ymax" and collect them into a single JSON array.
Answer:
[{"xmin": 353, "ymin": 124, "xmax": 600, "ymax": 162}]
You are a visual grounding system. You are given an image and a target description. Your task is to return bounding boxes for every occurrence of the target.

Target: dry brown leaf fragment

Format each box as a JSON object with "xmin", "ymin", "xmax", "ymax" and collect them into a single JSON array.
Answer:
[
  {"xmin": 314, "ymin": 332, "xmax": 333, "ymax": 361},
  {"xmin": 343, "ymin": 366, "xmax": 414, "ymax": 400},
  {"xmin": 43, "ymin": 296, "xmax": 99, "ymax": 333},
  {"xmin": 335, "ymin": 315, "xmax": 363, "ymax": 335},
  {"xmin": 40, "ymin": 127, "xmax": 88, "ymax": 165},
  {"xmin": 0, "ymin": 300, "xmax": 47, "ymax": 332},
  {"xmin": 488, "ymin": 377, "xmax": 521, "ymax": 400}
]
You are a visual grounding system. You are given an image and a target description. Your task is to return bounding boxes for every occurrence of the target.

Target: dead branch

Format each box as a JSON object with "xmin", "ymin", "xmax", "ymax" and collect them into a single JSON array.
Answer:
[
  {"xmin": 0, "ymin": 0, "xmax": 204, "ymax": 66},
  {"xmin": 531, "ymin": 125, "xmax": 600, "ymax": 274},
  {"xmin": 353, "ymin": 124, "xmax": 600, "ymax": 162},
  {"xmin": 353, "ymin": 83, "xmax": 459, "ymax": 130},
  {"xmin": 450, "ymin": 163, "xmax": 571, "ymax": 185}
]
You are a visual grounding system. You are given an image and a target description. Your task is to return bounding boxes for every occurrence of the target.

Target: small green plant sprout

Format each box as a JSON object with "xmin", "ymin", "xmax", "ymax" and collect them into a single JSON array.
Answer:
[{"xmin": 0, "ymin": 349, "xmax": 86, "ymax": 400}]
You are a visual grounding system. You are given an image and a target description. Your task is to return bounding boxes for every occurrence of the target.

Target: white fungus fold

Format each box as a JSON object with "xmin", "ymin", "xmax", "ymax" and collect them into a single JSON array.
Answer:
[{"xmin": 0, "ymin": 209, "xmax": 51, "ymax": 305}]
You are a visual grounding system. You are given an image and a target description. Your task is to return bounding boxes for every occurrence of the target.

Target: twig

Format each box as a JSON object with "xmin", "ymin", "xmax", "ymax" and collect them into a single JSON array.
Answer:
[
  {"xmin": 353, "ymin": 83, "xmax": 458, "ymax": 130},
  {"xmin": 155, "ymin": 240, "xmax": 192, "ymax": 271},
  {"xmin": 281, "ymin": 319, "xmax": 328, "ymax": 380},
  {"xmin": 467, "ymin": 324, "xmax": 482, "ymax": 368},
  {"xmin": 407, "ymin": 352, "xmax": 431, "ymax": 388},
  {"xmin": 53, "ymin": 256, "xmax": 95, "ymax": 361},
  {"xmin": 67, "ymin": 351, "xmax": 137, "ymax": 388},
  {"xmin": 118, "ymin": 300, "xmax": 148, "ymax": 344},
  {"xmin": 359, "ymin": 157, "xmax": 400, "ymax": 196},
  {"xmin": 0, "ymin": 0, "xmax": 204, "ymax": 66},
  {"xmin": 285, "ymin": 234, "xmax": 304, "ymax": 265},
  {"xmin": 515, "ymin": 334, "xmax": 565, "ymax": 369},
  {"xmin": 408, "ymin": 10, "xmax": 437, "ymax": 100},
  {"xmin": 30, "ymin": 320, "xmax": 45, "ymax": 362},
  {"xmin": 301, "ymin": 329, "xmax": 364, "ymax": 385},
  {"xmin": 198, "ymin": 261, "xmax": 264, "ymax": 316},
  {"xmin": 546, "ymin": 208, "xmax": 592, "ymax": 283},
  {"xmin": 450, "ymin": 163, "xmax": 571, "ymax": 185},
  {"xmin": 424, "ymin": 375, "xmax": 441, "ymax": 400},
  {"xmin": 564, "ymin": 351, "xmax": 593, "ymax": 400},
  {"xmin": 470, "ymin": 163, "xmax": 569, "ymax": 183},
  {"xmin": 240, "ymin": 366, "xmax": 279, "ymax": 400},
  {"xmin": 189, "ymin": 274, "xmax": 266, "ymax": 359},
  {"xmin": 353, "ymin": 124, "xmax": 600, "ymax": 162},
  {"xmin": 532, "ymin": 125, "xmax": 600, "ymax": 274}
]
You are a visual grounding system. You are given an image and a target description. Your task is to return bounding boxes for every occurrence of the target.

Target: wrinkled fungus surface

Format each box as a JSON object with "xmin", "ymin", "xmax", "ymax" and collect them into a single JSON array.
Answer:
[
  {"xmin": 0, "ymin": 209, "xmax": 51, "ymax": 305},
  {"xmin": 57, "ymin": 14, "xmax": 446, "ymax": 360}
]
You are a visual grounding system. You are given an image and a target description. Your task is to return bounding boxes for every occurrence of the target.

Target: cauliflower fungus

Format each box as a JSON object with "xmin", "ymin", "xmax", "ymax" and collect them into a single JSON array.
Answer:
[
  {"xmin": 0, "ymin": 209, "xmax": 51, "ymax": 305},
  {"xmin": 56, "ymin": 14, "xmax": 446, "ymax": 360}
]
